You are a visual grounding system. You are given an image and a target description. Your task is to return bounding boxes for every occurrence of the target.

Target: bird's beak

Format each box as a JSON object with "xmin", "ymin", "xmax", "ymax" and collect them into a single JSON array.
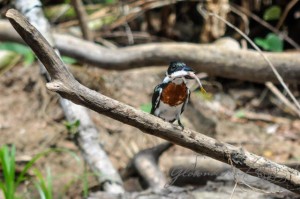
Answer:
[
  {"xmin": 183, "ymin": 65, "xmax": 194, "ymax": 72},
  {"xmin": 183, "ymin": 66, "xmax": 194, "ymax": 79}
]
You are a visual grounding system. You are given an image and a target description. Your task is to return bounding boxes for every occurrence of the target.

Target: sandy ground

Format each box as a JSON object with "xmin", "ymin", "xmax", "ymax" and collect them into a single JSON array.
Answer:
[{"xmin": 0, "ymin": 64, "xmax": 300, "ymax": 198}]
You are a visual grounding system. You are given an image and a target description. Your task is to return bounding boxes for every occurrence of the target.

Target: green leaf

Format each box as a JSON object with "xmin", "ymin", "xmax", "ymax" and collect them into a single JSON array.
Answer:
[
  {"xmin": 140, "ymin": 103, "xmax": 152, "ymax": 113},
  {"xmin": 64, "ymin": 120, "xmax": 81, "ymax": 134},
  {"xmin": 254, "ymin": 33, "xmax": 283, "ymax": 52},
  {"xmin": 263, "ymin": 5, "xmax": 281, "ymax": 21},
  {"xmin": 0, "ymin": 145, "xmax": 16, "ymax": 199},
  {"xmin": 16, "ymin": 148, "xmax": 81, "ymax": 187},
  {"xmin": 254, "ymin": 38, "xmax": 270, "ymax": 50},
  {"xmin": 34, "ymin": 167, "xmax": 53, "ymax": 199},
  {"xmin": 61, "ymin": 56, "xmax": 77, "ymax": 64},
  {"xmin": 234, "ymin": 110, "xmax": 245, "ymax": 118},
  {"xmin": 0, "ymin": 42, "xmax": 35, "ymax": 66},
  {"xmin": 266, "ymin": 33, "xmax": 283, "ymax": 52}
]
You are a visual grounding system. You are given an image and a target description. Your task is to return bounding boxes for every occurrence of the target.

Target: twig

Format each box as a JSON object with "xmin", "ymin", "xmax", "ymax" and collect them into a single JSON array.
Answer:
[
  {"xmin": 265, "ymin": 82, "xmax": 300, "ymax": 116},
  {"xmin": 236, "ymin": 110, "xmax": 291, "ymax": 124},
  {"xmin": 198, "ymin": 6, "xmax": 300, "ymax": 117},
  {"xmin": 71, "ymin": 0, "xmax": 93, "ymax": 41},
  {"xmin": 6, "ymin": 9, "xmax": 300, "ymax": 194},
  {"xmin": 1, "ymin": 20, "xmax": 300, "ymax": 84},
  {"xmin": 230, "ymin": 4, "xmax": 249, "ymax": 35},
  {"xmin": 230, "ymin": 181, "xmax": 238, "ymax": 199},
  {"xmin": 13, "ymin": 1, "xmax": 124, "ymax": 193},
  {"xmin": 276, "ymin": 0, "xmax": 299, "ymax": 30}
]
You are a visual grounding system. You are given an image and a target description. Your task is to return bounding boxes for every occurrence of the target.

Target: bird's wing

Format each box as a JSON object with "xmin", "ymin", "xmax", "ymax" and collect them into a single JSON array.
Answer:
[
  {"xmin": 150, "ymin": 83, "xmax": 164, "ymax": 114},
  {"xmin": 181, "ymin": 88, "xmax": 190, "ymax": 114}
]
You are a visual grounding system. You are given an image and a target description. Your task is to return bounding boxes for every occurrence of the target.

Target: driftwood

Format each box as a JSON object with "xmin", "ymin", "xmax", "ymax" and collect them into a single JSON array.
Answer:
[
  {"xmin": 124, "ymin": 142, "xmax": 173, "ymax": 189},
  {"xmin": 0, "ymin": 20, "xmax": 300, "ymax": 84},
  {"xmin": 88, "ymin": 187, "xmax": 195, "ymax": 199},
  {"xmin": 5, "ymin": 9, "xmax": 300, "ymax": 194},
  {"xmin": 13, "ymin": 1, "xmax": 124, "ymax": 194},
  {"xmin": 91, "ymin": 157, "xmax": 299, "ymax": 198},
  {"xmin": 168, "ymin": 156, "xmax": 289, "ymax": 191},
  {"xmin": 88, "ymin": 183, "xmax": 297, "ymax": 199}
]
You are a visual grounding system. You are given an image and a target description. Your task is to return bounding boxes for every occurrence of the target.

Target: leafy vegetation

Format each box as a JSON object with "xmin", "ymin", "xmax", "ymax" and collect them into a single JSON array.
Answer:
[
  {"xmin": 0, "ymin": 145, "xmax": 16, "ymax": 199},
  {"xmin": 140, "ymin": 103, "xmax": 152, "ymax": 113},
  {"xmin": 0, "ymin": 42, "xmax": 35, "ymax": 66},
  {"xmin": 61, "ymin": 56, "xmax": 77, "ymax": 65},
  {"xmin": 263, "ymin": 5, "xmax": 281, "ymax": 21},
  {"xmin": 34, "ymin": 168, "xmax": 53, "ymax": 199},
  {"xmin": 0, "ymin": 145, "xmax": 82, "ymax": 198},
  {"xmin": 64, "ymin": 120, "xmax": 81, "ymax": 134},
  {"xmin": 254, "ymin": 33, "xmax": 283, "ymax": 52}
]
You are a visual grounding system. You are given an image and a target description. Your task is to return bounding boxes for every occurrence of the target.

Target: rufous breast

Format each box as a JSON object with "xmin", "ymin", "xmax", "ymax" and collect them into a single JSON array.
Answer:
[{"xmin": 160, "ymin": 82, "xmax": 188, "ymax": 106}]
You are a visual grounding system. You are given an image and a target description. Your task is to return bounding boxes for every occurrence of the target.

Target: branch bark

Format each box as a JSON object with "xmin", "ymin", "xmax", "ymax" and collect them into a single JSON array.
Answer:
[
  {"xmin": 1, "ymin": 19, "xmax": 300, "ymax": 83},
  {"xmin": 5, "ymin": 9, "xmax": 300, "ymax": 194}
]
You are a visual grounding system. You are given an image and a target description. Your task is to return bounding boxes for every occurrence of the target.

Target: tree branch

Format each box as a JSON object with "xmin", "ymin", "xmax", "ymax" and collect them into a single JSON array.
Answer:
[
  {"xmin": 1, "ymin": 19, "xmax": 300, "ymax": 83},
  {"xmin": 71, "ymin": 0, "xmax": 93, "ymax": 41},
  {"xmin": 5, "ymin": 9, "xmax": 300, "ymax": 194}
]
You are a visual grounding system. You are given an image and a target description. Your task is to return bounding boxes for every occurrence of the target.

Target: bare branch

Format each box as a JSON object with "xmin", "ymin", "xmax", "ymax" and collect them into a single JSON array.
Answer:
[
  {"xmin": 130, "ymin": 142, "xmax": 173, "ymax": 189},
  {"xmin": 71, "ymin": 0, "xmax": 93, "ymax": 41},
  {"xmin": 5, "ymin": 9, "xmax": 300, "ymax": 194},
  {"xmin": 1, "ymin": 19, "xmax": 300, "ymax": 84}
]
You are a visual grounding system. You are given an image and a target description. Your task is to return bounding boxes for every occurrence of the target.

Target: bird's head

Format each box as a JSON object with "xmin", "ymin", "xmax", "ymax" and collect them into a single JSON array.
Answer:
[
  {"xmin": 166, "ymin": 61, "xmax": 194, "ymax": 79},
  {"xmin": 163, "ymin": 61, "xmax": 206, "ymax": 93}
]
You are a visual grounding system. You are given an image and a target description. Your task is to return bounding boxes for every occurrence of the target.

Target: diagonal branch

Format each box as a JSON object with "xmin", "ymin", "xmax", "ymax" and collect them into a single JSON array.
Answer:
[{"xmin": 5, "ymin": 9, "xmax": 300, "ymax": 194}]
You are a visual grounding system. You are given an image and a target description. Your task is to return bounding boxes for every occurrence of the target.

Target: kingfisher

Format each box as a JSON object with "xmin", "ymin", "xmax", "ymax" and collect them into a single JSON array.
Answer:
[{"xmin": 151, "ymin": 61, "xmax": 198, "ymax": 129}]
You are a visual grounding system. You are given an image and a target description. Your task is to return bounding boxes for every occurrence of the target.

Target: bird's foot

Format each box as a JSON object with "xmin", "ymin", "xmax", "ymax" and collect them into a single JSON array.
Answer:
[{"xmin": 178, "ymin": 119, "xmax": 184, "ymax": 130}]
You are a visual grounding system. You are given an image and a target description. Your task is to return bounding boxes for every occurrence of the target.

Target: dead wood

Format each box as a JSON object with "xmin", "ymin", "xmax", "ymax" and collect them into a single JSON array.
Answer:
[
  {"xmin": 88, "ymin": 187, "xmax": 195, "ymax": 199},
  {"xmin": 13, "ymin": 1, "xmax": 124, "ymax": 193},
  {"xmin": 5, "ymin": 9, "xmax": 300, "ymax": 194},
  {"xmin": 168, "ymin": 156, "xmax": 289, "ymax": 191},
  {"xmin": 124, "ymin": 142, "xmax": 173, "ymax": 189},
  {"xmin": 88, "ymin": 185, "xmax": 298, "ymax": 199},
  {"xmin": 71, "ymin": 0, "xmax": 93, "ymax": 41},
  {"xmin": 1, "ymin": 20, "xmax": 300, "ymax": 84}
]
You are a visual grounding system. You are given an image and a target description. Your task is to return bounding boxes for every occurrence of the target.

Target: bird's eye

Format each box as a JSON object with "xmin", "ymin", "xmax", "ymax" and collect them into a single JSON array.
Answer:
[{"xmin": 171, "ymin": 65, "xmax": 176, "ymax": 70}]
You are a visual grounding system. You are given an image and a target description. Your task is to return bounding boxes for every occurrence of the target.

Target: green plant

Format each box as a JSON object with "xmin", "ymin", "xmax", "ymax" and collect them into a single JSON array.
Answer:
[
  {"xmin": 234, "ymin": 110, "xmax": 246, "ymax": 118},
  {"xmin": 34, "ymin": 168, "xmax": 53, "ymax": 199},
  {"xmin": 64, "ymin": 120, "xmax": 81, "ymax": 134},
  {"xmin": 0, "ymin": 145, "xmax": 16, "ymax": 199},
  {"xmin": 0, "ymin": 145, "xmax": 81, "ymax": 199},
  {"xmin": 82, "ymin": 164, "xmax": 89, "ymax": 198},
  {"xmin": 59, "ymin": 168, "xmax": 92, "ymax": 199},
  {"xmin": 263, "ymin": 5, "xmax": 281, "ymax": 21},
  {"xmin": 254, "ymin": 33, "xmax": 283, "ymax": 52},
  {"xmin": 61, "ymin": 56, "xmax": 77, "ymax": 65},
  {"xmin": 0, "ymin": 42, "xmax": 35, "ymax": 66},
  {"xmin": 140, "ymin": 103, "xmax": 152, "ymax": 113}
]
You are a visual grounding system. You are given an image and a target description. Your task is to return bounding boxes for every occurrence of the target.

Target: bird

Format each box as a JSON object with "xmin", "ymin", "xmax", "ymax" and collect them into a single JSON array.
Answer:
[{"xmin": 150, "ymin": 61, "xmax": 195, "ymax": 129}]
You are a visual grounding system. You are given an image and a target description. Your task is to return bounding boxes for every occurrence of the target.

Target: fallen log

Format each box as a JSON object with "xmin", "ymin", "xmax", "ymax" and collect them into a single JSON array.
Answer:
[{"xmin": 1, "ymin": 20, "xmax": 300, "ymax": 83}]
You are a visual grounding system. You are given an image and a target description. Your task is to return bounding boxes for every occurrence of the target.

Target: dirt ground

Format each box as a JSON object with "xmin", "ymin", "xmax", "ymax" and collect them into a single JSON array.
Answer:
[{"xmin": 1, "ymin": 63, "xmax": 300, "ymax": 198}]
